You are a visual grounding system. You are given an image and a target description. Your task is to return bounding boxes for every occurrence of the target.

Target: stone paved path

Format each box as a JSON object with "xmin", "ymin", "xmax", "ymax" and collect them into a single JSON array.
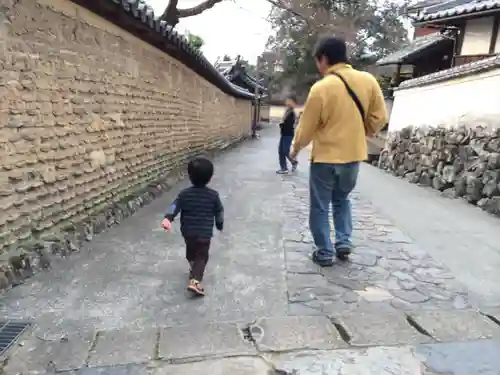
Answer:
[
  {"xmin": 2, "ymin": 126, "xmax": 500, "ymax": 374},
  {"xmin": 357, "ymin": 165, "xmax": 500, "ymax": 308},
  {"xmin": 281, "ymin": 177, "xmax": 471, "ymax": 316},
  {"xmin": 1, "ymin": 129, "xmax": 289, "ymax": 332}
]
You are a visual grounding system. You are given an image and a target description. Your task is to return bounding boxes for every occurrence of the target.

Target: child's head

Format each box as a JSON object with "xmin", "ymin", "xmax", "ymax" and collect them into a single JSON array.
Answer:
[
  {"xmin": 188, "ymin": 157, "xmax": 214, "ymax": 187},
  {"xmin": 284, "ymin": 95, "xmax": 297, "ymax": 109}
]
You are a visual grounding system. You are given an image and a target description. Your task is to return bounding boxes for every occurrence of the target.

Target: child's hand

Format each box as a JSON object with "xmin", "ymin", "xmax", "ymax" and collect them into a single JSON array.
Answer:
[{"xmin": 161, "ymin": 218, "xmax": 172, "ymax": 231}]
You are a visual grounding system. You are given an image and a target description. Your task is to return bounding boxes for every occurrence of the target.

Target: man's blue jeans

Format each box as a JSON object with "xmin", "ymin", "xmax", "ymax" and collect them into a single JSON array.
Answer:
[
  {"xmin": 309, "ymin": 162, "xmax": 359, "ymax": 261},
  {"xmin": 278, "ymin": 135, "xmax": 293, "ymax": 171}
]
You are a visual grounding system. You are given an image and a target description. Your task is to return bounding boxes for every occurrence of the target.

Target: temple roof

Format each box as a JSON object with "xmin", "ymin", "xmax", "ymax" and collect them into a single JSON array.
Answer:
[
  {"xmin": 397, "ymin": 54, "xmax": 500, "ymax": 89},
  {"xmin": 376, "ymin": 33, "xmax": 452, "ymax": 66},
  {"xmin": 214, "ymin": 58, "xmax": 267, "ymax": 94},
  {"xmin": 414, "ymin": 0, "xmax": 500, "ymax": 23}
]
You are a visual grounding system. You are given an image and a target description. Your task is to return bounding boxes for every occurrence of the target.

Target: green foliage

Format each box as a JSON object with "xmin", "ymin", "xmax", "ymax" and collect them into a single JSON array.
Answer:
[
  {"xmin": 376, "ymin": 75, "xmax": 393, "ymax": 97},
  {"xmin": 185, "ymin": 31, "xmax": 205, "ymax": 51},
  {"xmin": 265, "ymin": 0, "xmax": 410, "ymax": 97}
]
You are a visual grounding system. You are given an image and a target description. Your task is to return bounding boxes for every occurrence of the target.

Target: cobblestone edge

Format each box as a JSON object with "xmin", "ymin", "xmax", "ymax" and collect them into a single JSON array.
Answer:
[{"xmin": 4, "ymin": 310, "xmax": 500, "ymax": 374}]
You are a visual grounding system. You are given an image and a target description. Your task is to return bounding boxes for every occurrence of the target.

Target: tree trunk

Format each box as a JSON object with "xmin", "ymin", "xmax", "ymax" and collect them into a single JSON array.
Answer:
[
  {"xmin": 160, "ymin": 0, "xmax": 225, "ymax": 27},
  {"xmin": 160, "ymin": 0, "xmax": 179, "ymax": 26}
]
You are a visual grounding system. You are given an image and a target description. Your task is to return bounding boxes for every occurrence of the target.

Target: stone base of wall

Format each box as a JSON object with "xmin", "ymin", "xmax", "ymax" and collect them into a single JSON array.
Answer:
[
  {"xmin": 378, "ymin": 126, "xmax": 500, "ymax": 217},
  {"xmin": 0, "ymin": 135, "xmax": 247, "ymax": 292}
]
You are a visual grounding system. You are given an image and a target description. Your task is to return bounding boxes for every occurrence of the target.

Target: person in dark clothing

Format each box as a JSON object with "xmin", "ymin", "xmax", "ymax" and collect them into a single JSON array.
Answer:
[
  {"xmin": 277, "ymin": 95, "xmax": 299, "ymax": 174},
  {"xmin": 162, "ymin": 157, "xmax": 224, "ymax": 296}
]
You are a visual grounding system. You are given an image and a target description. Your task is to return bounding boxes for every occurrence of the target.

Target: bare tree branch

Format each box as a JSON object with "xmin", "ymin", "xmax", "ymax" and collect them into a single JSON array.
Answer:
[
  {"xmin": 178, "ymin": 0, "xmax": 225, "ymax": 17},
  {"xmin": 264, "ymin": 0, "xmax": 312, "ymax": 26},
  {"xmin": 160, "ymin": 0, "xmax": 225, "ymax": 27}
]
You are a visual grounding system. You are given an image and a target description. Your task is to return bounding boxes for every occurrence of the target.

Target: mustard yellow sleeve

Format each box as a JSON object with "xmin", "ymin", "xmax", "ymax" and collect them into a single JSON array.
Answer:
[
  {"xmin": 365, "ymin": 77, "xmax": 389, "ymax": 136},
  {"xmin": 292, "ymin": 85, "xmax": 322, "ymax": 153}
]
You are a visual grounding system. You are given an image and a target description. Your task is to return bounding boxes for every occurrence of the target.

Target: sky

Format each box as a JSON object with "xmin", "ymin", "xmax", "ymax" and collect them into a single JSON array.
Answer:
[{"xmin": 146, "ymin": 0, "xmax": 274, "ymax": 64}]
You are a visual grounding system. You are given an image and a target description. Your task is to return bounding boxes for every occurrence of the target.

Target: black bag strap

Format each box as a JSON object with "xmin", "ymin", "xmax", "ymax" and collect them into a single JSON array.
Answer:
[{"xmin": 330, "ymin": 72, "xmax": 365, "ymax": 121}]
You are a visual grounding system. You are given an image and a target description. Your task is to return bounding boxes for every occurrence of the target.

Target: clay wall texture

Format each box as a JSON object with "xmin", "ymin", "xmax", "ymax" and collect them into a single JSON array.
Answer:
[{"xmin": 0, "ymin": 0, "xmax": 252, "ymax": 253}]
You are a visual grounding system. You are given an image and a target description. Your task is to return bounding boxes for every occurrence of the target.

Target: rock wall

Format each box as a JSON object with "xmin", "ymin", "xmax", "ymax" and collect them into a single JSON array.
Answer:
[
  {"xmin": 0, "ymin": 0, "xmax": 251, "ymax": 286},
  {"xmin": 378, "ymin": 126, "xmax": 500, "ymax": 217}
]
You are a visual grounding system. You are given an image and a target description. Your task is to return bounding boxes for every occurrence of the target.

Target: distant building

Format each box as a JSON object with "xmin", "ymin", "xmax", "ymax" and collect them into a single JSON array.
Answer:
[
  {"xmin": 378, "ymin": 0, "xmax": 500, "ymax": 85},
  {"xmin": 214, "ymin": 57, "xmax": 269, "ymax": 124},
  {"xmin": 379, "ymin": 0, "xmax": 500, "ymax": 137}
]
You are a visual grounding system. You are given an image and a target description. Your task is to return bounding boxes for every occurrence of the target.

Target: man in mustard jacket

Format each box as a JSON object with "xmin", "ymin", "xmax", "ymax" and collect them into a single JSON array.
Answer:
[{"xmin": 290, "ymin": 37, "xmax": 388, "ymax": 266}]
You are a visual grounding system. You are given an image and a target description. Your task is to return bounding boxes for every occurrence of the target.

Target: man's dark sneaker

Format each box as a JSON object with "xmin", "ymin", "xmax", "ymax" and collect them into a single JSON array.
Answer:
[
  {"xmin": 291, "ymin": 160, "xmax": 298, "ymax": 172},
  {"xmin": 310, "ymin": 250, "xmax": 335, "ymax": 267},
  {"xmin": 336, "ymin": 247, "xmax": 352, "ymax": 261},
  {"xmin": 276, "ymin": 169, "xmax": 289, "ymax": 174},
  {"xmin": 187, "ymin": 279, "xmax": 205, "ymax": 296}
]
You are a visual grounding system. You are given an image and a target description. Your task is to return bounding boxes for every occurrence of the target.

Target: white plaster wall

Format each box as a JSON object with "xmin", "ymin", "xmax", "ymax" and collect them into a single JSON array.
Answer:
[
  {"xmin": 388, "ymin": 67, "xmax": 500, "ymax": 132},
  {"xmin": 461, "ymin": 17, "xmax": 494, "ymax": 55}
]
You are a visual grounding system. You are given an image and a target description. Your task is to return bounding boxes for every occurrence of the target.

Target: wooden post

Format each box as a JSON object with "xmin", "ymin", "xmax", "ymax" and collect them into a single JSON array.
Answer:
[
  {"xmin": 395, "ymin": 63, "xmax": 402, "ymax": 86},
  {"xmin": 252, "ymin": 56, "xmax": 261, "ymax": 138}
]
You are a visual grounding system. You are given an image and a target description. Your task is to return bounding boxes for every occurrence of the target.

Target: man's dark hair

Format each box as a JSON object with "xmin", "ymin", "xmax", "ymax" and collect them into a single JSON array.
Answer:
[
  {"xmin": 313, "ymin": 36, "xmax": 348, "ymax": 66},
  {"xmin": 287, "ymin": 95, "xmax": 297, "ymax": 103},
  {"xmin": 187, "ymin": 157, "xmax": 214, "ymax": 187}
]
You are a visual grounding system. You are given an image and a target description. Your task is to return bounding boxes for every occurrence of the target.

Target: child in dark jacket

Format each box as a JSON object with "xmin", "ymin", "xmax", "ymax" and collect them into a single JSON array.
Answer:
[{"xmin": 162, "ymin": 157, "xmax": 224, "ymax": 296}]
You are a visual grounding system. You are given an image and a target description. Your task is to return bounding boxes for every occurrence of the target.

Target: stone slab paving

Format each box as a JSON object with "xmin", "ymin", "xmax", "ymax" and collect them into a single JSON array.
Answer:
[
  {"xmin": 416, "ymin": 339, "xmax": 500, "ymax": 375},
  {"xmin": 3, "ymin": 331, "xmax": 95, "ymax": 374},
  {"xmin": 408, "ymin": 310, "xmax": 500, "ymax": 342},
  {"xmin": 251, "ymin": 316, "xmax": 346, "ymax": 352},
  {"xmin": 280, "ymin": 163, "xmax": 473, "ymax": 316},
  {"xmin": 0, "ymin": 129, "xmax": 289, "ymax": 333},
  {"xmin": 482, "ymin": 308, "xmax": 500, "ymax": 324},
  {"xmin": 18, "ymin": 340, "xmax": 500, "ymax": 374},
  {"xmin": 158, "ymin": 322, "xmax": 256, "ymax": 361},
  {"xmin": 7, "ymin": 311, "xmax": 500, "ymax": 374},
  {"xmin": 273, "ymin": 347, "xmax": 424, "ymax": 374},
  {"xmin": 87, "ymin": 328, "xmax": 157, "ymax": 367},
  {"xmin": 273, "ymin": 339, "xmax": 500, "ymax": 375},
  {"xmin": 152, "ymin": 357, "xmax": 271, "ymax": 375},
  {"xmin": 334, "ymin": 311, "xmax": 431, "ymax": 347},
  {"xmin": 357, "ymin": 163, "xmax": 500, "ymax": 308},
  {"xmin": 3, "ymin": 128, "xmax": 500, "ymax": 373},
  {"xmin": 49, "ymin": 365, "xmax": 152, "ymax": 375}
]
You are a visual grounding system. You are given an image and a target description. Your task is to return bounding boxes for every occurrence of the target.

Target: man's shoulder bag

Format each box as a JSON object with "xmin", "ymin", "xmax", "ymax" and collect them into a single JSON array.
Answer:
[{"xmin": 329, "ymin": 72, "xmax": 365, "ymax": 122}]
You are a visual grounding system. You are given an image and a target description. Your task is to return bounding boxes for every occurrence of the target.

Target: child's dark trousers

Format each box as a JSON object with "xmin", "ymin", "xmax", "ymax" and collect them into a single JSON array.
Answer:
[{"xmin": 184, "ymin": 236, "xmax": 211, "ymax": 281}]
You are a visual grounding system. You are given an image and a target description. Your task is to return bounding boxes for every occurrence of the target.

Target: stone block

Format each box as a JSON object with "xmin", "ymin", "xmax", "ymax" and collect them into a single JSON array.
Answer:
[
  {"xmin": 335, "ymin": 311, "xmax": 431, "ymax": 346},
  {"xmin": 274, "ymin": 346, "xmax": 426, "ymax": 375},
  {"xmin": 153, "ymin": 357, "xmax": 271, "ymax": 375},
  {"xmin": 54, "ymin": 364, "xmax": 151, "ymax": 375},
  {"xmin": 482, "ymin": 308, "xmax": 500, "ymax": 324},
  {"xmin": 252, "ymin": 316, "xmax": 347, "ymax": 352},
  {"xmin": 409, "ymin": 310, "xmax": 500, "ymax": 342},
  {"xmin": 378, "ymin": 126, "xmax": 500, "ymax": 218},
  {"xmin": 87, "ymin": 328, "xmax": 157, "ymax": 367},
  {"xmin": 285, "ymin": 249, "xmax": 320, "ymax": 274},
  {"xmin": 3, "ymin": 331, "xmax": 94, "ymax": 374},
  {"xmin": 158, "ymin": 322, "xmax": 255, "ymax": 361},
  {"xmin": 416, "ymin": 340, "xmax": 500, "ymax": 375}
]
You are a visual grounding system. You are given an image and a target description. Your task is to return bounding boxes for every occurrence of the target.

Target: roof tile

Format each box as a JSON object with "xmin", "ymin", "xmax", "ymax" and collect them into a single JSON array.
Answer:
[
  {"xmin": 416, "ymin": 0, "xmax": 500, "ymax": 22},
  {"xmin": 397, "ymin": 54, "xmax": 500, "ymax": 89},
  {"xmin": 376, "ymin": 33, "xmax": 450, "ymax": 66},
  {"xmin": 78, "ymin": 0, "xmax": 255, "ymax": 99}
]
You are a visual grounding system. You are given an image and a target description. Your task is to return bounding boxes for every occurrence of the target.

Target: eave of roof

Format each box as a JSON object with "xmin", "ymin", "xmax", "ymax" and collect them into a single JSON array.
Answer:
[
  {"xmin": 376, "ymin": 33, "xmax": 451, "ymax": 66},
  {"xmin": 415, "ymin": 0, "xmax": 500, "ymax": 24},
  {"xmin": 408, "ymin": 0, "xmax": 443, "ymax": 12},
  {"xmin": 69, "ymin": 0, "xmax": 254, "ymax": 100},
  {"xmin": 396, "ymin": 54, "xmax": 500, "ymax": 90},
  {"xmin": 221, "ymin": 62, "xmax": 267, "ymax": 93}
]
